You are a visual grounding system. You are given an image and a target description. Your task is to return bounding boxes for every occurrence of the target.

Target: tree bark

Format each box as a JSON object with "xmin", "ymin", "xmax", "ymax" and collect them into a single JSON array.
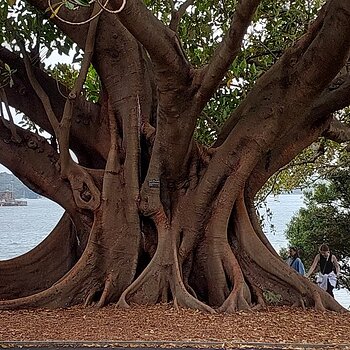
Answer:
[{"xmin": 0, "ymin": 0, "xmax": 349, "ymax": 313}]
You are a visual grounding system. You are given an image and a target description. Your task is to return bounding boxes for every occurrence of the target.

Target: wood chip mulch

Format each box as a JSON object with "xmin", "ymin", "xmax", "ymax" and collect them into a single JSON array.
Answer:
[{"xmin": 0, "ymin": 305, "xmax": 350, "ymax": 346}]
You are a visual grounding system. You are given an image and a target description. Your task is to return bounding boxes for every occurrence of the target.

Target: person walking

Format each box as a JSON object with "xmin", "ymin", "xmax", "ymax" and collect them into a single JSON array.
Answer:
[
  {"xmin": 287, "ymin": 247, "xmax": 305, "ymax": 275},
  {"xmin": 305, "ymin": 243, "xmax": 340, "ymax": 297}
]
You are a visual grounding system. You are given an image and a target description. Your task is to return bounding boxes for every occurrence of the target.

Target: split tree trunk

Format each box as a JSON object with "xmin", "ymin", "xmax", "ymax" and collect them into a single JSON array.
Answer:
[{"xmin": 0, "ymin": 0, "xmax": 350, "ymax": 312}]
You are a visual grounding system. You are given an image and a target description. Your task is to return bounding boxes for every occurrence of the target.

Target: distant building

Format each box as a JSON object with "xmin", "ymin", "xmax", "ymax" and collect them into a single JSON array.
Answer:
[{"xmin": 0, "ymin": 190, "xmax": 27, "ymax": 206}]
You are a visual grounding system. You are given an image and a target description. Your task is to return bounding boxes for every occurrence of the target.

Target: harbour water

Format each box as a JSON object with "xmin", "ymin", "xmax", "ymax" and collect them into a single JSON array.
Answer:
[
  {"xmin": 0, "ymin": 198, "xmax": 64, "ymax": 259},
  {"xmin": 0, "ymin": 194, "xmax": 349, "ymax": 308}
]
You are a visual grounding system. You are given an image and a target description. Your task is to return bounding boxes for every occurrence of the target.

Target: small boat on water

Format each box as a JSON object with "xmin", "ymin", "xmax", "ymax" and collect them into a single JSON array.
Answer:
[{"xmin": 0, "ymin": 190, "xmax": 27, "ymax": 206}]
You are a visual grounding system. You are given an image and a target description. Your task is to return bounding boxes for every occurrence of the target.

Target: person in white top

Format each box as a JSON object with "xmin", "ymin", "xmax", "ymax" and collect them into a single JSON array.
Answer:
[{"xmin": 305, "ymin": 244, "xmax": 340, "ymax": 297}]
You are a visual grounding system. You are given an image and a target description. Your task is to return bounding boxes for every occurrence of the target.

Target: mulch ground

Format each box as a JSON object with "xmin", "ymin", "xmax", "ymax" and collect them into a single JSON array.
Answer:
[{"xmin": 0, "ymin": 304, "xmax": 350, "ymax": 347}]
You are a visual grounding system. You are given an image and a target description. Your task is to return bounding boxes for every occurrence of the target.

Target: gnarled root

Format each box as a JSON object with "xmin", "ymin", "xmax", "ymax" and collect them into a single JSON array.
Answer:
[
  {"xmin": 250, "ymin": 286, "xmax": 267, "ymax": 310},
  {"xmin": 217, "ymin": 247, "xmax": 251, "ymax": 313},
  {"xmin": 0, "ymin": 248, "xmax": 99, "ymax": 309},
  {"xmin": 0, "ymin": 213, "xmax": 80, "ymax": 299},
  {"xmin": 0, "ymin": 214, "xmax": 113, "ymax": 309},
  {"xmin": 117, "ymin": 231, "xmax": 215, "ymax": 313},
  {"xmin": 83, "ymin": 274, "xmax": 114, "ymax": 308},
  {"xmin": 236, "ymin": 193, "xmax": 347, "ymax": 312},
  {"xmin": 172, "ymin": 244, "xmax": 215, "ymax": 313}
]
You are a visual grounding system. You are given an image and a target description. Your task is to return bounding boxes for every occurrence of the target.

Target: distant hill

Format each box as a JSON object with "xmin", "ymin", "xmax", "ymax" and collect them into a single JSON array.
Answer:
[{"xmin": 0, "ymin": 172, "xmax": 40, "ymax": 199}]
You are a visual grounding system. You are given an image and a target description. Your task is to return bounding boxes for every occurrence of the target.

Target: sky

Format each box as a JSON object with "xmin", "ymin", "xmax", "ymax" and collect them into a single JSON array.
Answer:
[{"xmin": 0, "ymin": 164, "xmax": 11, "ymax": 173}]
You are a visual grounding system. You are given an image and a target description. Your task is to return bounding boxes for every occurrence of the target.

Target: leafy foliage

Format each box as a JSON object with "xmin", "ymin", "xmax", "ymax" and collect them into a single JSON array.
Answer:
[
  {"xmin": 1, "ymin": 0, "xmax": 327, "ymax": 143},
  {"xmin": 0, "ymin": 63, "xmax": 16, "ymax": 88},
  {"xmin": 49, "ymin": 63, "xmax": 101, "ymax": 103},
  {"xmin": 256, "ymin": 133, "xmax": 350, "ymax": 203},
  {"xmin": 285, "ymin": 160, "xmax": 350, "ymax": 291},
  {"xmin": 0, "ymin": 0, "xmax": 73, "ymax": 60},
  {"xmin": 18, "ymin": 114, "xmax": 45, "ymax": 134},
  {"xmin": 263, "ymin": 290, "xmax": 282, "ymax": 305},
  {"xmin": 188, "ymin": 0, "xmax": 326, "ymax": 145},
  {"xmin": 0, "ymin": 0, "xmax": 345, "ymax": 190}
]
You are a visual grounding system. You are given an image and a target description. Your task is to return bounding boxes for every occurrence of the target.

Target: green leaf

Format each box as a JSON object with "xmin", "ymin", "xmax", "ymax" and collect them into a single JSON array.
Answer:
[
  {"xmin": 50, "ymin": 3, "xmax": 64, "ymax": 19},
  {"xmin": 64, "ymin": 1, "xmax": 75, "ymax": 10}
]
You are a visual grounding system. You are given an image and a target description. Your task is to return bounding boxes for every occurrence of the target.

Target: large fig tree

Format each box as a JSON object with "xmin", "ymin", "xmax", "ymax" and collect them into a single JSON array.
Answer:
[{"xmin": 1, "ymin": 0, "xmax": 350, "ymax": 312}]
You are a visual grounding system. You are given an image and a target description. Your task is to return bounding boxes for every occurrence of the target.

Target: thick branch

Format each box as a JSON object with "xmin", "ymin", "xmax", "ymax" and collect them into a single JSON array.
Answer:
[
  {"xmin": 215, "ymin": 0, "xmax": 350, "ymax": 148},
  {"xmin": 246, "ymin": 72, "xmax": 350, "ymax": 196},
  {"xmin": 296, "ymin": 0, "xmax": 350, "ymax": 95},
  {"xmin": 21, "ymin": 45, "xmax": 101, "ymax": 209},
  {"xmin": 7, "ymin": 42, "xmax": 102, "ymax": 211},
  {"xmin": 16, "ymin": 42, "xmax": 88, "ymax": 203},
  {"xmin": 195, "ymin": 0, "xmax": 262, "ymax": 106},
  {"xmin": 114, "ymin": 0, "xmax": 190, "ymax": 80},
  {"xmin": 0, "ymin": 89, "xmax": 21, "ymax": 142},
  {"xmin": 169, "ymin": 0, "xmax": 194, "ymax": 32},
  {"xmin": 323, "ymin": 117, "xmax": 350, "ymax": 143},
  {"xmin": 0, "ymin": 123, "xmax": 76, "ymax": 213},
  {"xmin": 312, "ymin": 74, "xmax": 350, "ymax": 118},
  {"xmin": 59, "ymin": 2, "xmax": 100, "ymax": 174},
  {"xmin": 0, "ymin": 47, "xmax": 107, "ymax": 166},
  {"xmin": 246, "ymin": 116, "xmax": 331, "ymax": 197},
  {"xmin": 19, "ymin": 42, "xmax": 60, "ymax": 132}
]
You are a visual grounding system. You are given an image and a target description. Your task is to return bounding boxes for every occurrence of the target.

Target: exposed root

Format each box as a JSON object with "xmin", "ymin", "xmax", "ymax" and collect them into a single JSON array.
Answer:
[
  {"xmin": 251, "ymin": 286, "xmax": 267, "ymax": 309},
  {"xmin": 236, "ymin": 194, "xmax": 308, "ymax": 295},
  {"xmin": 172, "ymin": 241, "xmax": 216, "ymax": 313},
  {"xmin": 116, "ymin": 227, "xmax": 216, "ymax": 313},
  {"xmin": 116, "ymin": 296, "xmax": 130, "ymax": 309},
  {"xmin": 0, "ymin": 217, "xmax": 106, "ymax": 309},
  {"xmin": 0, "ymin": 259, "xmax": 95, "ymax": 309},
  {"xmin": 116, "ymin": 254, "xmax": 158, "ymax": 308},
  {"xmin": 181, "ymin": 253, "xmax": 198, "ymax": 298},
  {"xmin": 252, "ymin": 304, "xmax": 264, "ymax": 310},
  {"xmin": 84, "ymin": 289, "xmax": 99, "ymax": 307},
  {"xmin": 217, "ymin": 247, "xmax": 251, "ymax": 313},
  {"xmin": 184, "ymin": 283, "xmax": 198, "ymax": 299},
  {"xmin": 307, "ymin": 284, "xmax": 346, "ymax": 312},
  {"xmin": 173, "ymin": 296, "xmax": 180, "ymax": 310},
  {"xmin": 0, "ymin": 213, "xmax": 80, "ymax": 300},
  {"xmin": 218, "ymin": 288, "xmax": 250, "ymax": 313},
  {"xmin": 96, "ymin": 274, "xmax": 113, "ymax": 308},
  {"xmin": 292, "ymin": 297, "xmax": 306, "ymax": 310},
  {"xmin": 172, "ymin": 273, "xmax": 216, "ymax": 313},
  {"xmin": 234, "ymin": 193, "xmax": 348, "ymax": 312},
  {"xmin": 116, "ymin": 217, "xmax": 174, "ymax": 308}
]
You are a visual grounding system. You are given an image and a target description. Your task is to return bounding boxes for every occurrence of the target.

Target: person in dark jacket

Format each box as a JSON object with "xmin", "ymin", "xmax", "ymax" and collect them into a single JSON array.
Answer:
[
  {"xmin": 286, "ymin": 247, "xmax": 305, "ymax": 275},
  {"xmin": 305, "ymin": 244, "xmax": 340, "ymax": 297}
]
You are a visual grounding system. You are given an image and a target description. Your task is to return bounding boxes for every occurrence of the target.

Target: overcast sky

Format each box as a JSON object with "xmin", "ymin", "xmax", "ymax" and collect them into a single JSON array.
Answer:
[{"xmin": 0, "ymin": 164, "xmax": 11, "ymax": 173}]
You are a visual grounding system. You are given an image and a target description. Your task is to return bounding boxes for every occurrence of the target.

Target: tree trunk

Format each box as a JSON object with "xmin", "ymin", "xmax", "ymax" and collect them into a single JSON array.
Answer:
[{"xmin": 0, "ymin": 0, "xmax": 349, "ymax": 312}]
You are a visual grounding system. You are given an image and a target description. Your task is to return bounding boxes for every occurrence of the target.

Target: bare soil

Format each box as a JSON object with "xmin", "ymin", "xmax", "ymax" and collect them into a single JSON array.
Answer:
[{"xmin": 1, "ymin": 305, "xmax": 350, "ymax": 346}]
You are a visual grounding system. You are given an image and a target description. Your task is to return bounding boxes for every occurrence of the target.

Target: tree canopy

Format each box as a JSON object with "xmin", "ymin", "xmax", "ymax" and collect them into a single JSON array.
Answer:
[{"xmin": 0, "ymin": 0, "xmax": 350, "ymax": 313}]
